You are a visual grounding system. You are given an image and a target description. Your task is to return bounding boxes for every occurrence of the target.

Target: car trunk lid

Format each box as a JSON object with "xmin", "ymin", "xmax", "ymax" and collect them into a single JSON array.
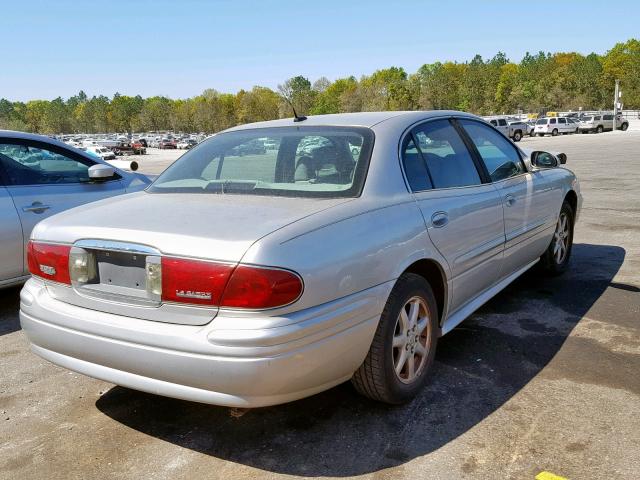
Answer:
[{"xmin": 35, "ymin": 191, "xmax": 350, "ymax": 325}]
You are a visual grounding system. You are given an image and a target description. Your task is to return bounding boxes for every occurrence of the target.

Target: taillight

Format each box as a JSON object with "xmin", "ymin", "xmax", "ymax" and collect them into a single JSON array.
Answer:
[
  {"xmin": 159, "ymin": 257, "xmax": 303, "ymax": 309},
  {"xmin": 161, "ymin": 257, "xmax": 234, "ymax": 306},
  {"xmin": 220, "ymin": 265, "xmax": 303, "ymax": 309},
  {"xmin": 27, "ymin": 241, "xmax": 71, "ymax": 285}
]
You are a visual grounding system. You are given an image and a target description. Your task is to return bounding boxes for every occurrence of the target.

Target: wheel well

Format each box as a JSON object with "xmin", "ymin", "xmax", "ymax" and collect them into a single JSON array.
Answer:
[
  {"xmin": 565, "ymin": 190, "xmax": 578, "ymax": 216},
  {"xmin": 403, "ymin": 259, "xmax": 446, "ymax": 323}
]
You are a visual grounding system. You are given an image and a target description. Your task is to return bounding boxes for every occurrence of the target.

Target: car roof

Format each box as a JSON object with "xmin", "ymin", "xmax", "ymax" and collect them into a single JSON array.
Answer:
[
  {"xmin": 224, "ymin": 110, "xmax": 478, "ymax": 132},
  {"xmin": 0, "ymin": 129, "xmax": 71, "ymax": 145}
]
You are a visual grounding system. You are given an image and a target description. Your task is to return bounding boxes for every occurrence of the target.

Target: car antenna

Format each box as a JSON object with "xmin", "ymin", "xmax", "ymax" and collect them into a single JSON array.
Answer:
[{"xmin": 286, "ymin": 99, "xmax": 307, "ymax": 122}]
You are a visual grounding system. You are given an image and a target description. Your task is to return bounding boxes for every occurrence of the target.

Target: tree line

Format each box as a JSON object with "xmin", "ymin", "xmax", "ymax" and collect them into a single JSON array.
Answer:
[{"xmin": 1, "ymin": 39, "xmax": 638, "ymax": 135}]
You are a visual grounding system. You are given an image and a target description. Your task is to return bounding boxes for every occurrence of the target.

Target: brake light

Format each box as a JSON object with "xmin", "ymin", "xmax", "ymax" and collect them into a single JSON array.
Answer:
[
  {"xmin": 159, "ymin": 257, "xmax": 303, "ymax": 309},
  {"xmin": 161, "ymin": 257, "xmax": 234, "ymax": 305},
  {"xmin": 220, "ymin": 265, "xmax": 303, "ymax": 309},
  {"xmin": 27, "ymin": 241, "xmax": 71, "ymax": 285}
]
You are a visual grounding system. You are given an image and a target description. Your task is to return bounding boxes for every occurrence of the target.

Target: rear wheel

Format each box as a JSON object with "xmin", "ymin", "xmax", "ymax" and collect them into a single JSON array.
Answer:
[
  {"xmin": 552, "ymin": 128, "xmax": 559, "ymax": 136},
  {"xmin": 513, "ymin": 131, "xmax": 522, "ymax": 142},
  {"xmin": 596, "ymin": 125, "xmax": 603, "ymax": 133},
  {"xmin": 540, "ymin": 201, "xmax": 574, "ymax": 275},
  {"xmin": 352, "ymin": 273, "xmax": 439, "ymax": 404}
]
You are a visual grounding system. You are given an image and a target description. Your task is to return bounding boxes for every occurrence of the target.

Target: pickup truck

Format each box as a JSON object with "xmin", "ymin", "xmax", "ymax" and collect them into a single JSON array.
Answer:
[{"xmin": 482, "ymin": 116, "xmax": 527, "ymax": 142}]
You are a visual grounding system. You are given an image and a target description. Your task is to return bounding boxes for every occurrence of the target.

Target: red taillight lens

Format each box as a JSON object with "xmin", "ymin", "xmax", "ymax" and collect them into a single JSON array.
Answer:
[
  {"xmin": 161, "ymin": 257, "xmax": 234, "ymax": 305},
  {"xmin": 220, "ymin": 265, "xmax": 303, "ymax": 309},
  {"xmin": 27, "ymin": 241, "xmax": 71, "ymax": 285},
  {"xmin": 160, "ymin": 257, "xmax": 303, "ymax": 309}
]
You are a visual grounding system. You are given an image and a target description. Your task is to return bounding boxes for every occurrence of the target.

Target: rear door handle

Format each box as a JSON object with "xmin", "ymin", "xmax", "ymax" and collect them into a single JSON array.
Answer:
[
  {"xmin": 431, "ymin": 211, "xmax": 449, "ymax": 228},
  {"xmin": 22, "ymin": 202, "xmax": 51, "ymax": 213},
  {"xmin": 505, "ymin": 194, "xmax": 516, "ymax": 207}
]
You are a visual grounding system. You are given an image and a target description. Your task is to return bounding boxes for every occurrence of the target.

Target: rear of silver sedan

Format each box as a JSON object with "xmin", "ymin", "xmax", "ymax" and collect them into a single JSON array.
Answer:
[
  {"xmin": 20, "ymin": 275, "xmax": 383, "ymax": 407},
  {"xmin": 19, "ymin": 123, "xmax": 387, "ymax": 407}
]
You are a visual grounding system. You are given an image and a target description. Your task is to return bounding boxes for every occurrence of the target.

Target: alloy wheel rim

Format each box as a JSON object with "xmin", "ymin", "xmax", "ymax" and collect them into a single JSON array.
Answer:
[
  {"xmin": 392, "ymin": 296, "xmax": 431, "ymax": 384},
  {"xmin": 553, "ymin": 212, "xmax": 570, "ymax": 264}
]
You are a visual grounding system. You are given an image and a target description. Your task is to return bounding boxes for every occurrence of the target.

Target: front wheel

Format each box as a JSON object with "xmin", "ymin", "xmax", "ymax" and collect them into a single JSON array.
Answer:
[
  {"xmin": 540, "ymin": 201, "xmax": 574, "ymax": 275},
  {"xmin": 352, "ymin": 273, "xmax": 439, "ymax": 404},
  {"xmin": 621, "ymin": 123, "xmax": 629, "ymax": 131}
]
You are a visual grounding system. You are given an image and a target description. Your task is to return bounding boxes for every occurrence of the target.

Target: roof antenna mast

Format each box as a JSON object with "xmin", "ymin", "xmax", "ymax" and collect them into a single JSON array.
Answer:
[{"xmin": 287, "ymin": 99, "xmax": 307, "ymax": 123}]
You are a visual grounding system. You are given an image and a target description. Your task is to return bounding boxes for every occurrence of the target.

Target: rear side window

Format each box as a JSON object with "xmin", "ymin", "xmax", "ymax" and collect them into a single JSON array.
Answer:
[
  {"xmin": 498, "ymin": 119, "xmax": 507, "ymax": 126},
  {"xmin": 603, "ymin": 114, "xmax": 613, "ymax": 120},
  {"xmin": 550, "ymin": 118, "xmax": 557, "ymax": 124},
  {"xmin": 403, "ymin": 119, "xmax": 481, "ymax": 190},
  {"xmin": 459, "ymin": 119, "xmax": 525, "ymax": 182}
]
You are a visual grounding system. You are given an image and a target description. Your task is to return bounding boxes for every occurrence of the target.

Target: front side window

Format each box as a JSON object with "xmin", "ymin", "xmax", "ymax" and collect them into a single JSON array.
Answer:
[
  {"xmin": 0, "ymin": 143, "xmax": 92, "ymax": 186},
  {"xmin": 404, "ymin": 119, "xmax": 481, "ymax": 190},
  {"xmin": 459, "ymin": 119, "xmax": 525, "ymax": 183},
  {"xmin": 150, "ymin": 126, "xmax": 373, "ymax": 198}
]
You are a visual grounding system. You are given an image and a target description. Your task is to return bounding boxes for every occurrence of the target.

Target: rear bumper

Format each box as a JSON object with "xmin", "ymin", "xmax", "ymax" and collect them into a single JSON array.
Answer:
[{"xmin": 19, "ymin": 278, "xmax": 385, "ymax": 407}]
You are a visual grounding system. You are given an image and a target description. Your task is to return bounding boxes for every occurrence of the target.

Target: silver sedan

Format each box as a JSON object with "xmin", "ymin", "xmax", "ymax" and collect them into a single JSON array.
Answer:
[
  {"xmin": 19, "ymin": 111, "xmax": 581, "ymax": 407},
  {"xmin": 0, "ymin": 131, "xmax": 150, "ymax": 289}
]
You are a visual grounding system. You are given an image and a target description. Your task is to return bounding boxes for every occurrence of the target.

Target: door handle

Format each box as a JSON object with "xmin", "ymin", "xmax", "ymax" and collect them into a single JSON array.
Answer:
[
  {"xmin": 22, "ymin": 202, "xmax": 51, "ymax": 213},
  {"xmin": 431, "ymin": 211, "xmax": 449, "ymax": 228},
  {"xmin": 505, "ymin": 194, "xmax": 516, "ymax": 207}
]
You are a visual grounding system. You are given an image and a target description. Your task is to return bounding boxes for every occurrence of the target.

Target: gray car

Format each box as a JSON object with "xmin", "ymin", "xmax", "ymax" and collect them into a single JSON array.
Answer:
[
  {"xmin": 0, "ymin": 130, "xmax": 151, "ymax": 288},
  {"xmin": 19, "ymin": 111, "xmax": 581, "ymax": 406}
]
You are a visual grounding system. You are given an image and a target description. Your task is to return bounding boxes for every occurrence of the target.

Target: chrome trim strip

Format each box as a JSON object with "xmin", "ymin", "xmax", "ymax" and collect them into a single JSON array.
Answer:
[{"xmin": 74, "ymin": 239, "xmax": 161, "ymax": 255}]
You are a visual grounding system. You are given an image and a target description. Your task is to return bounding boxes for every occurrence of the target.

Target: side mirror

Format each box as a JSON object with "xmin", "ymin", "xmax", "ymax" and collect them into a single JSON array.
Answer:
[
  {"xmin": 531, "ymin": 151, "xmax": 559, "ymax": 169},
  {"xmin": 88, "ymin": 163, "xmax": 116, "ymax": 180}
]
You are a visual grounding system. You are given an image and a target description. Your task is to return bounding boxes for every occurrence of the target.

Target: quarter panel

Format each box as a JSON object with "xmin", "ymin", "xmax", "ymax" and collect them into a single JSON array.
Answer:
[{"xmin": 241, "ymin": 199, "xmax": 446, "ymax": 314}]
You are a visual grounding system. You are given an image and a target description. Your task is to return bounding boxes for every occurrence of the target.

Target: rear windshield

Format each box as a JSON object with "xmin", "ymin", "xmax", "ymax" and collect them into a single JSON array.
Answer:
[
  {"xmin": 148, "ymin": 126, "xmax": 374, "ymax": 198},
  {"xmin": 536, "ymin": 119, "xmax": 547, "ymax": 125}
]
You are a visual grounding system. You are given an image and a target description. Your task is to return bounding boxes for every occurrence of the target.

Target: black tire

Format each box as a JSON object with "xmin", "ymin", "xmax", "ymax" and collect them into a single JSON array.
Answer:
[
  {"xmin": 352, "ymin": 273, "xmax": 439, "ymax": 404},
  {"xmin": 530, "ymin": 130, "xmax": 535, "ymax": 137},
  {"xmin": 552, "ymin": 128, "xmax": 559, "ymax": 136},
  {"xmin": 596, "ymin": 125, "xmax": 603, "ymax": 133},
  {"xmin": 513, "ymin": 131, "xmax": 522, "ymax": 142},
  {"xmin": 621, "ymin": 123, "xmax": 629, "ymax": 131},
  {"xmin": 540, "ymin": 200, "xmax": 574, "ymax": 276}
]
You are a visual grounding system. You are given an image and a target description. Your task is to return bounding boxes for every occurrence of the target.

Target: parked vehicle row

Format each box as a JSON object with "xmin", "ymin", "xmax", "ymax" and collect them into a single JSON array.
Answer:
[{"xmin": 18, "ymin": 111, "xmax": 581, "ymax": 408}]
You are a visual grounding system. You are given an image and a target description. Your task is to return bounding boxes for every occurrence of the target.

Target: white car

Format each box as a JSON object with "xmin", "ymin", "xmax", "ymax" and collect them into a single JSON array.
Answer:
[
  {"xmin": 84, "ymin": 146, "xmax": 116, "ymax": 160},
  {"xmin": 534, "ymin": 117, "xmax": 577, "ymax": 136}
]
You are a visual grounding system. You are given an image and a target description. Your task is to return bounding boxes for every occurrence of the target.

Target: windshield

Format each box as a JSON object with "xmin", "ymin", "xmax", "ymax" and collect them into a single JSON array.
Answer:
[{"xmin": 149, "ymin": 126, "xmax": 374, "ymax": 198}]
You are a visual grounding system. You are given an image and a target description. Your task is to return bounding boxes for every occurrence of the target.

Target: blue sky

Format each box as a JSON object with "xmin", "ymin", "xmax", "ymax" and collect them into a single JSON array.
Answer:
[{"xmin": 1, "ymin": 0, "xmax": 638, "ymax": 101}]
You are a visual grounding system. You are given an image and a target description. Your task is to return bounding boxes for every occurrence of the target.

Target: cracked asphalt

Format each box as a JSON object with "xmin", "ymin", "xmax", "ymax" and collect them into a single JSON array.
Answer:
[{"xmin": 1, "ymin": 132, "xmax": 639, "ymax": 479}]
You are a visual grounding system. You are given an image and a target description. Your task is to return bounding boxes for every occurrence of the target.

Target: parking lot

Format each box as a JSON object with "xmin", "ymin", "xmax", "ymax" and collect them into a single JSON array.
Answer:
[{"xmin": 1, "ymin": 131, "xmax": 639, "ymax": 479}]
